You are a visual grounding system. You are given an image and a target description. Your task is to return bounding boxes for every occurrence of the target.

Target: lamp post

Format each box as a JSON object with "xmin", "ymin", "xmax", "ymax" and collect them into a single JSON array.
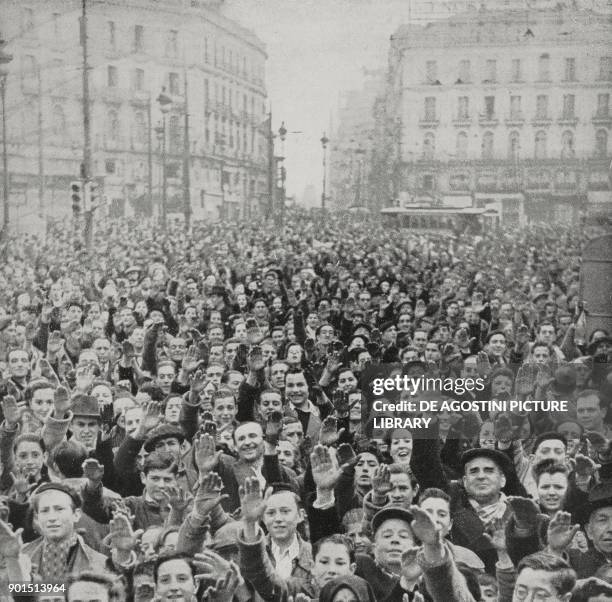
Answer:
[
  {"xmin": 320, "ymin": 132, "xmax": 329, "ymax": 210},
  {"xmin": 156, "ymin": 88, "xmax": 172, "ymax": 230},
  {"xmin": 0, "ymin": 40, "xmax": 13, "ymax": 238},
  {"xmin": 277, "ymin": 122, "xmax": 287, "ymax": 226}
]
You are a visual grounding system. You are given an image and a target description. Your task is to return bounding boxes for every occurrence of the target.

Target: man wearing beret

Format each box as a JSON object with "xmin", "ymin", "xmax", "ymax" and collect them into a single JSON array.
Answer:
[
  {"xmin": 412, "ymin": 421, "xmax": 528, "ymax": 573},
  {"xmin": 22, "ymin": 483, "xmax": 107, "ymax": 582}
]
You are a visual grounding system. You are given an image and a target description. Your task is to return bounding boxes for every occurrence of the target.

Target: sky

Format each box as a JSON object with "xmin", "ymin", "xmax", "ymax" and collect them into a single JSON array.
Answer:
[{"xmin": 223, "ymin": 0, "xmax": 420, "ymax": 204}]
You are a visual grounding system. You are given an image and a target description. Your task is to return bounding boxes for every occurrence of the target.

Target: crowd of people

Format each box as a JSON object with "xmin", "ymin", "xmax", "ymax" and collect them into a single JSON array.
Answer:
[{"xmin": 0, "ymin": 208, "xmax": 611, "ymax": 602}]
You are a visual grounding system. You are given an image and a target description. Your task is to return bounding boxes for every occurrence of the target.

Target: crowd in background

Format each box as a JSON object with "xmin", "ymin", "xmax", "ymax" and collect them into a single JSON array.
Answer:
[{"xmin": 0, "ymin": 209, "xmax": 611, "ymax": 602}]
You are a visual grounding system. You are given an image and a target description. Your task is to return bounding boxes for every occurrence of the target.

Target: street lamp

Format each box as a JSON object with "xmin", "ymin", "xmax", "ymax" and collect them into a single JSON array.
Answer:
[
  {"xmin": 277, "ymin": 122, "xmax": 287, "ymax": 226},
  {"xmin": 0, "ymin": 40, "xmax": 13, "ymax": 238},
  {"xmin": 156, "ymin": 87, "xmax": 172, "ymax": 229},
  {"xmin": 320, "ymin": 132, "xmax": 329, "ymax": 210}
]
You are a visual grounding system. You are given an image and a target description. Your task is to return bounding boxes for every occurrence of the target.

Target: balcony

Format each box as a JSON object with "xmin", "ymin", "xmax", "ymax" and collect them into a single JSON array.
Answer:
[
  {"xmin": 419, "ymin": 117, "xmax": 439, "ymax": 128},
  {"xmin": 505, "ymin": 113, "xmax": 525, "ymax": 126},
  {"xmin": 452, "ymin": 116, "xmax": 472, "ymax": 127},
  {"xmin": 532, "ymin": 116, "xmax": 553, "ymax": 126},
  {"xmin": 593, "ymin": 113, "xmax": 612, "ymax": 126},
  {"xmin": 557, "ymin": 115, "xmax": 579, "ymax": 126},
  {"xmin": 478, "ymin": 113, "xmax": 499, "ymax": 126}
]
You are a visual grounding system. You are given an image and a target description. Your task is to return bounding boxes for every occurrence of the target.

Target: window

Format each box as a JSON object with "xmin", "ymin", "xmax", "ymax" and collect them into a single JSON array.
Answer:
[
  {"xmin": 485, "ymin": 59, "xmax": 496, "ymax": 82},
  {"xmin": 508, "ymin": 131, "xmax": 520, "ymax": 159},
  {"xmin": 166, "ymin": 30, "xmax": 178, "ymax": 58},
  {"xmin": 108, "ymin": 21, "xmax": 116, "ymax": 51},
  {"xmin": 535, "ymin": 130, "xmax": 547, "ymax": 159},
  {"xmin": 423, "ymin": 132, "xmax": 435, "ymax": 159},
  {"xmin": 52, "ymin": 105, "xmax": 66, "ymax": 138},
  {"xmin": 511, "ymin": 59, "xmax": 522, "ymax": 82},
  {"xmin": 538, "ymin": 53, "xmax": 550, "ymax": 81},
  {"xmin": 204, "ymin": 78, "xmax": 209, "ymax": 104},
  {"xmin": 458, "ymin": 96, "xmax": 469, "ymax": 119},
  {"xmin": 426, "ymin": 60, "xmax": 437, "ymax": 83},
  {"xmin": 134, "ymin": 25, "xmax": 144, "ymax": 53},
  {"xmin": 169, "ymin": 115, "xmax": 181, "ymax": 153},
  {"xmin": 510, "ymin": 95, "xmax": 522, "ymax": 119},
  {"xmin": 422, "ymin": 174, "xmax": 434, "ymax": 190},
  {"xmin": 107, "ymin": 65, "xmax": 118, "ymax": 87},
  {"xmin": 52, "ymin": 13, "xmax": 60, "ymax": 37},
  {"xmin": 204, "ymin": 37, "xmax": 209, "ymax": 63},
  {"xmin": 597, "ymin": 93, "xmax": 610, "ymax": 117},
  {"xmin": 536, "ymin": 95, "xmax": 549, "ymax": 119},
  {"xmin": 482, "ymin": 131, "xmax": 494, "ymax": 159},
  {"xmin": 459, "ymin": 60, "xmax": 471, "ymax": 82},
  {"xmin": 22, "ymin": 7, "xmax": 34, "ymax": 32},
  {"xmin": 134, "ymin": 110, "xmax": 146, "ymax": 145},
  {"xmin": 456, "ymin": 131, "xmax": 468, "ymax": 159},
  {"xmin": 105, "ymin": 160, "xmax": 116, "ymax": 174},
  {"xmin": 595, "ymin": 129, "xmax": 608, "ymax": 157},
  {"xmin": 564, "ymin": 58, "xmax": 576, "ymax": 81},
  {"xmin": 424, "ymin": 97, "xmax": 436, "ymax": 121},
  {"xmin": 133, "ymin": 68, "xmax": 144, "ymax": 91},
  {"xmin": 107, "ymin": 109, "xmax": 120, "ymax": 142},
  {"xmin": 561, "ymin": 131, "xmax": 574, "ymax": 158},
  {"xmin": 599, "ymin": 57, "xmax": 612, "ymax": 81},
  {"xmin": 562, "ymin": 94, "xmax": 575, "ymax": 119},
  {"xmin": 168, "ymin": 72, "xmax": 179, "ymax": 96},
  {"xmin": 22, "ymin": 55, "xmax": 37, "ymax": 87},
  {"xmin": 484, "ymin": 96, "xmax": 495, "ymax": 119}
]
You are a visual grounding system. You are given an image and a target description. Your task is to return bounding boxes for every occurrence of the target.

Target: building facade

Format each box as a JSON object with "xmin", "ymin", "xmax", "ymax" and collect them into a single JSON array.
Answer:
[
  {"xmin": 1, "ymin": 0, "xmax": 268, "ymax": 230},
  {"xmin": 328, "ymin": 69, "xmax": 384, "ymax": 211},
  {"xmin": 380, "ymin": 5, "xmax": 612, "ymax": 224}
]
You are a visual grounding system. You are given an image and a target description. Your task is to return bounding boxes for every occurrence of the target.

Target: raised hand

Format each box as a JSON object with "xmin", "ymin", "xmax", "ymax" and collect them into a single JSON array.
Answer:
[
  {"xmin": 371, "ymin": 464, "xmax": 393, "ymax": 500},
  {"xmin": 247, "ymin": 346, "xmax": 265, "ymax": 372},
  {"xmin": 319, "ymin": 416, "xmax": 339, "ymax": 447},
  {"xmin": 515, "ymin": 363, "xmax": 539, "ymax": 397},
  {"xmin": 190, "ymin": 369, "xmax": 209, "ymax": 396},
  {"xmin": 332, "ymin": 390, "xmax": 349, "ymax": 418},
  {"xmin": 75, "ymin": 365, "xmax": 95, "ymax": 392},
  {"xmin": 239, "ymin": 476, "xmax": 267, "ymax": 524},
  {"xmin": 103, "ymin": 513, "xmax": 143, "ymax": 553},
  {"xmin": 585, "ymin": 431, "xmax": 610, "ymax": 455},
  {"xmin": 53, "ymin": 385, "xmax": 71, "ymax": 416},
  {"xmin": 9, "ymin": 468, "xmax": 37, "ymax": 501},
  {"xmin": 572, "ymin": 454, "xmax": 601, "ymax": 480},
  {"xmin": 507, "ymin": 496, "xmax": 540, "ymax": 531},
  {"xmin": 159, "ymin": 486, "xmax": 192, "ymax": 515},
  {"xmin": 264, "ymin": 410, "xmax": 283, "ymax": 446},
  {"xmin": 182, "ymin": 345, "xmax": 202, "ymax": 374},
  {"xmin": 46, "ymin": 330, "xmax": 65, "ymax": 356},
  {"xmin": 82, "ymin": 458, "xmax": 105, "ymax": 485},
  {"xmin": 137, "ymin": 401, "xmax": 162, "ymax": 437},
  {"xmin": 122, "ymin": 340, "xmax": 136, "ymax": 361},
  {"xmin": 409, "ymin": 505, "xmax": 442, "ymax": 547},
  {"xmin": 494, "ymin": 413, "xmax": 520, "ymax": 443},
  {"xmin": 1, "ymin": 395, "xmax": 21, "ymax": 428},
  {"xmin": 193, "ymin": 472, "xmax": 229, "ymax": 519},
  {"xmin": 400, "ymin": 546, "xmax": 422, "ymax": 583},
  {"xmin": 193, "ymin": 433, "xmax": 223, "ymax": 475},
  {"xmin": 202, "ymin": 565, "xmax": 242, "ymax": 602},
  {"xmin": 310, "ymin": 444, "xmax": 341, "ymax": 491},
  {"xmin": 483, "ymin": 518, "xmax": 507, "ymax": 552},
  {"xmin": 0, "ymin": 519, "xmax": 23, "ymax": 558},
  {"xmin": 325, "ymin": 352, "xmax": 343, "ymax": 375},
  {"xmin": 476, "ymin": 351, "xmax": 491, "ymax": 377},
  {"xmin": 547, "ymin": 511, "xmax": 580, "ymax": 555}
]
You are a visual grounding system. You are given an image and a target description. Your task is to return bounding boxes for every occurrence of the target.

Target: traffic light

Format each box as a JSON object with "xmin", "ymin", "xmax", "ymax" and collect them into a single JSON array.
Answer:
[
  {"xmin": 71, "ymin": 181, "xmax": 82, "ymax": 216},
  {"xmin": 85, "ymin": 180, "xmax": 100, "ymax": 210}
]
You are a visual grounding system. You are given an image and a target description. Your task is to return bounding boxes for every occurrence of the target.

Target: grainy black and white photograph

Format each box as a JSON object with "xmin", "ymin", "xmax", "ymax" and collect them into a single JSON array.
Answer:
[{"xmin": 0, "ymin": 1, "xmax": 611, "ymax": 601}]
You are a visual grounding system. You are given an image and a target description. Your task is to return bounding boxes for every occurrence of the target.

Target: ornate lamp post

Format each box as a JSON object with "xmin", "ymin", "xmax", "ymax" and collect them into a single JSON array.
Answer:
[
  {"xmin": 320, "ymin": 132, "xmax": 329, "ymax": 210},
  {"xmin": 156, "ymin": 88, "xmax": 172, "ymax": 229},
  {"xmin": 0, "ymin": 40, "xmax": 13, "ymax": 236}
]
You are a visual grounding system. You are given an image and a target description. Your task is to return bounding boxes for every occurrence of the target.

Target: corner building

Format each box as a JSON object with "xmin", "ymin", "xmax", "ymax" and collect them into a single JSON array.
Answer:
[{"xmin": 0, "ymin": 0, "xmax": 268, "ymax": 228}]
